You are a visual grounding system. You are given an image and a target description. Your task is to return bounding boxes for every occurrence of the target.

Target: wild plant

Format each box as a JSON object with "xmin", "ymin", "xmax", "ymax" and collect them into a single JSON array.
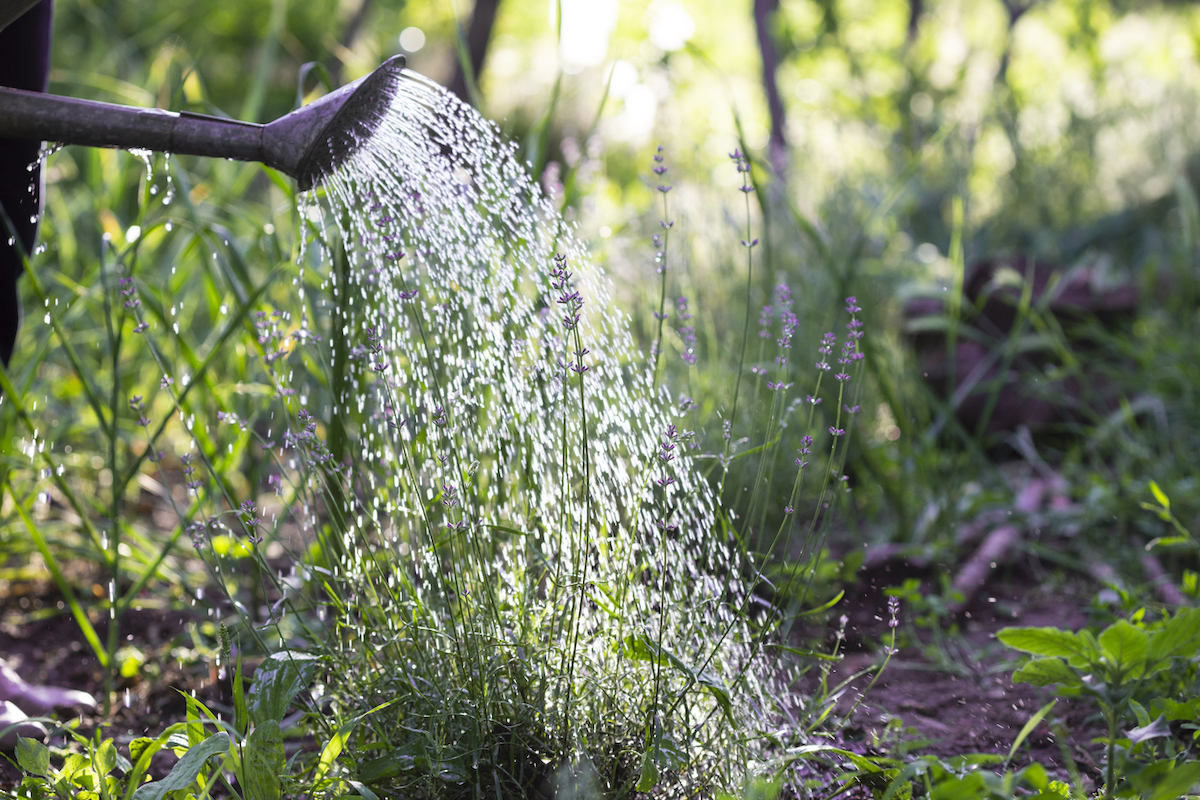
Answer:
[
  {"xmin": 999, "ymin": 606, "xmax": 1200, "ymax": 798},
  {"xmin": 155, "ymin": 83, "xmax": 877, "ymax": 798},
  {"xmin": 0, "ymin": 142, "xmax": 302, "ymax": 710},
  {"xmin": 1, "ymin": 69, "xmax": 879, "ymax": 800}
]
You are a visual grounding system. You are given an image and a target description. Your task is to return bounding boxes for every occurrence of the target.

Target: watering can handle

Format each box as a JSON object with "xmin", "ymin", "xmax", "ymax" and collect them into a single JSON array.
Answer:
[{"xmin": 0, "ymin": 86, "xmax": 271, "ymax": 165}]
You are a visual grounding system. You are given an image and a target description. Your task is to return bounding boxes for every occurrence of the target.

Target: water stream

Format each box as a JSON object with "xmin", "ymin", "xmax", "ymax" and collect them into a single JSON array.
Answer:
[{"xmin": 302, "ymin": 68, "xmax": 782, "ymax": 786}]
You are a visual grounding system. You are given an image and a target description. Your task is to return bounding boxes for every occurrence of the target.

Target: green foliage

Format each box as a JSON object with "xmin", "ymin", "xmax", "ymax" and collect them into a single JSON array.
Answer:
[
  {"xmin": 9, "ymin": 2, "xmax": 1200, "ymax": 799},
  {"xmin": 1000, "ymin": 607, "xmax": 1200, "ymax": 797},
  {"xmin": 12, "ymin": 728, "xmax": 230, "ymax": 800}
]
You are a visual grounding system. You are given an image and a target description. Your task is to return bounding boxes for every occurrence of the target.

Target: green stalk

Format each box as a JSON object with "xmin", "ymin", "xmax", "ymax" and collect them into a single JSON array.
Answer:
[
  {"xmin": 99, "ymin": 235, "xmax": 122, "ymax": 713},
  {"xmin": 720, "ymin": 155, "xmax": 758, "ymax": 500},
  {"xmin": 652, "ymin": 179, "xmax": 671, "ymax": 388}
]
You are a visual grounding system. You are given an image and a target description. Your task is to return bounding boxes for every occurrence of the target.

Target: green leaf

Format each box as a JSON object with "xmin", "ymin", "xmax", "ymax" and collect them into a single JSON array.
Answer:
[
  {"xmin": 1011, "ymin": 657, "xmax": 1082, "ymax": 687},
  {"xmin": 359, "ymin": 747, "xmax": 420, "ymax": 783},
  {"xmin": 622, "ymin": 634, "xmax": 666, "ymax": 665},
  {"xmin": 248, "ymin": 652, "xmax": 320, "ymax": 727},
  {"xmin": 1098, "ymin": 619, "xmax": 1149, "ymax": 675},
  {"xmin": 771, "ymin": 645, "xmax": 842, "ymax": 662},
  {"xmin": 1143, "ymin": 760, "xmax": 1200, "ymax": 800},
  {"xmin": 1148, "ymin": 607, "xmax": 1200, "ymax": 664},
  {"xmin": 94, "ymin": 739, "xmax": 118, "ymax": 775},
  {"xmin": 997, "ymin": 627, "xmax": 1091, "ymax": 666},
  {"xmin": 1150, "ymin": 480, "xmax": 1170, "ymax": 510},
  {"xmin": 312, "ymin": 701, "xmax": 394, "ymax": 788},
  {"xmin": 1007, "ymin": 700, "xmax": 1056, "ymax": 764},
  {"xmin": 16, "ymin": 737, "xmax": 51, "ymax": 777},
  {"xmin": 635, "ymin": 753, "xmax": 658, "ymax": 793},
  {"xmin": 1154, "ymin": 697, "xmax": 1200, "ymax": 722},
  {"xmin": 180, "ymin": 691, "xmax": 221, "ymax": 748},
  {"xmin": 132, "ymin": 732, "xmax": 231, "ymax": 800},
  {"xmin": 233, "ymin": 652, "xmax": 248, "ymax": 737},
  {"xmin": 624, "ymin": 633, "xmax": 736, "ymax": 725},
  {"xmin": 1145, "ymin": 534, "xmax": 1192, "ymax": 550},
  {"xmin": 795, "ymin": 589, "xmax": 845, "ymax": 617},
  {"xmin": 243, "ymin": 720, "xmax": 284, "ymax": 800}
]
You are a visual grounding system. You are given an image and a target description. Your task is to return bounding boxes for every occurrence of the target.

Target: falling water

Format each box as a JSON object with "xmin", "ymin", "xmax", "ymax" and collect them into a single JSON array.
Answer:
[{"xmin": 302, "ymin": 69, "xmax": 781, "ymax": 788}]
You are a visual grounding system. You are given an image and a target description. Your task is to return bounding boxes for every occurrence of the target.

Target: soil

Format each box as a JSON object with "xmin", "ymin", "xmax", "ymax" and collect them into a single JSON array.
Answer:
[
  {"xmin": 0, "ymin": 554, "xmax": 1109, "ymax": 796},
  {"xmin": 0, "ymin": 572, "xmax": 222, "ymax": 791},
  {"xmin": 805, "ymin": 555, "xmax": 1108, "ymax": 793}
]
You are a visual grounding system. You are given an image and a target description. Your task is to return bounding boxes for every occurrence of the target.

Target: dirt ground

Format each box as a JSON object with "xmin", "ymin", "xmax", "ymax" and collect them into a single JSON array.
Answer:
[
  {"xmin": 807, "ymin": 555, "xmax": 1106, "ymax": 792},
  {"xmin": 0, "ymin": 555, "xmax": 1108, "ymax": 795}
]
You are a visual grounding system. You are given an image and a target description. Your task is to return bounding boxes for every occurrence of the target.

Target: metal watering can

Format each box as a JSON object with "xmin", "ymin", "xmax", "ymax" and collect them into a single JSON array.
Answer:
[
  {"xmin": 0, "ymin": 0, "xmax": 406, "ymax": 364},
  {"xmin": 0, "ymin": 54, "xmax": 408, "ymax": 191}
]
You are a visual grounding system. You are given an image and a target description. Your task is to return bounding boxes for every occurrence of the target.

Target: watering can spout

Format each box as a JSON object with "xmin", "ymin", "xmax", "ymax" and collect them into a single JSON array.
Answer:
[{"xmin": 0, "ymin": 55, "xmax": 406, "ymax": 190}]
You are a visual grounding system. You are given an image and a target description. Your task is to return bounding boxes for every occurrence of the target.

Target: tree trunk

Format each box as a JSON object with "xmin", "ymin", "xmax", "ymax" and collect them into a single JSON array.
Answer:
[
  {"xmin": 753, "ymin": 0, "xmax": 788, "ymax": 176},
  {"xmin": 449, "ymin": 0, "xmax": 501, "ymax": 108}
]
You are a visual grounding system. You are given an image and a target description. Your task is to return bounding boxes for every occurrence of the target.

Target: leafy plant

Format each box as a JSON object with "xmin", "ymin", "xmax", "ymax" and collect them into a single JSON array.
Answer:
[{"xmin": 998, "ymin": 607, "xmax": 1200, "ymax": 797}]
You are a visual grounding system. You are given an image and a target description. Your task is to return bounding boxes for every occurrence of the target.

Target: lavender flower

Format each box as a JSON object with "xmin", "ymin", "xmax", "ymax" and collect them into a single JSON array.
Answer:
[
  {"xmin": 119, "ymin": 277, "xmax": 140, "ymax": 310},
  {"xmin": 817, "ymin": 331, "xmax": 835, "ymax": 371},
  {"xmin": 654, "ymin": 145, "xmax": 672, "ymax": 193},
  {"xmin": 758, "ymin": 304, "xmax": 773, "ymax": 338},
  {"xmin": 181, "ymin": 452, "xmax": 203, "ymax": 491},
  {"xmin": 795, "ymin": 435, "xmax": 812, "ymax": 468},
  {"xmin": 550, "ymin": 254, "xmax": 583, "ymax": 332},
  {"xmin": 729, "ymin": 148, "xmax": 754, "ymax": 193}
]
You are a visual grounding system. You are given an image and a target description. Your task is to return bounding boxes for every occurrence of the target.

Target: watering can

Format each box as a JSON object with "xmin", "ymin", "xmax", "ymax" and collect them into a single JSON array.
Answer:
[
  {"xmin": 0, "ymin": 53, "xmax": 408, "ymax": 192},
  {"xmin": 0, "ymin": 0, "xmax": 405, "ymax": 365}
]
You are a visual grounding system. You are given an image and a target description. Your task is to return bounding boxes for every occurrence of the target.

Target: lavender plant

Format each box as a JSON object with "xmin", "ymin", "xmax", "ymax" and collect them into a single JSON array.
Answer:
[{"xmin": 2, "ymin": 69, "xmax": 876, "ymax": 800}]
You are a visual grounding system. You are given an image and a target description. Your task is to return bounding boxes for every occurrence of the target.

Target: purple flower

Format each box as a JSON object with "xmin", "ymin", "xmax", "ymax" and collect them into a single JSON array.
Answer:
[
  {"xmin": 758, "ymin": 304, "xmax": 773, "ymax": 338},
  {"xmin": 729, "ymin": 149, "xmax": 754, "ymax": 192},
  {"xmin": 550, "ymin": 254, "xmax": 583, "ymax": 331},
  {"xmin": 776, "ymin": 309, "xmax": 798, "ymax": 354},
  {"xmin": 119, "ymin": 277, "xmax": 140, "ymax": 310}
]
